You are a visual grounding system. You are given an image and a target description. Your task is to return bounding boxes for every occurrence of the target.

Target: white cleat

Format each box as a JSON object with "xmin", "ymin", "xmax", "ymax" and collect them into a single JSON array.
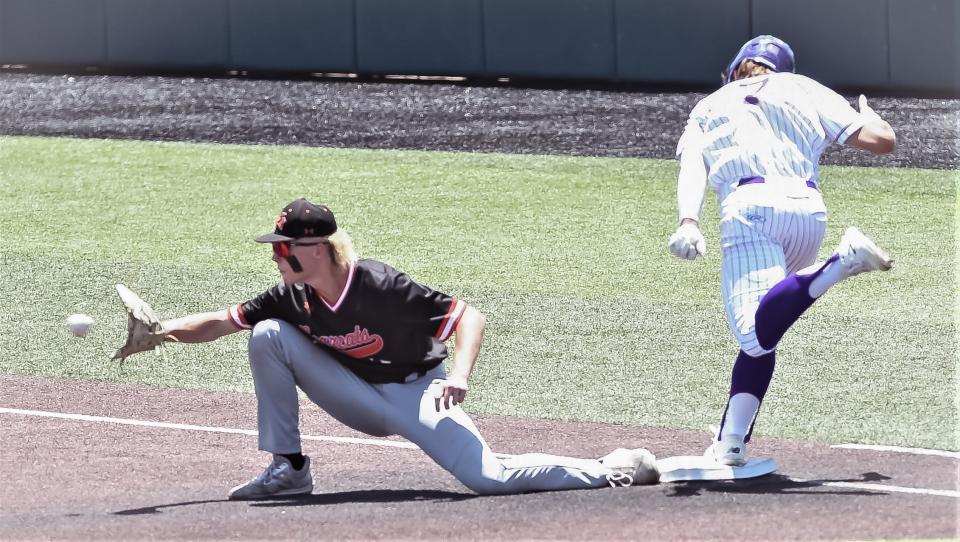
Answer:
[
  {"xmin": 705, "ymin": 433, "xmax": 747, "ymax": 467},
  {"xmin": 228, "ymin": 455, "xmax": 314, "ymax": 500},
  {"xmin": 600, "ymin": 448, "xmax": 660, "ymax": 486},
  {"xmin": 837, "ymin": 226, "xmax": 893, "ymax": 278}
]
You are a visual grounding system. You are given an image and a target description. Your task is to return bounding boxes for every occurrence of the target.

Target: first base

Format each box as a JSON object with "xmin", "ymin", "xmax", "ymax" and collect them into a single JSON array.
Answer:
[{"xmin": 657, "ymin": 455, "xmax": 778, "ymax": 483}]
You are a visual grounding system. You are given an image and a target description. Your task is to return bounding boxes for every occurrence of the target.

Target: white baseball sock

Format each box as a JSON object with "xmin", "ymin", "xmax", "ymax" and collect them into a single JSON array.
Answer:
[
  {"xmin": 800, "ymin": 256, "xmax": 845, "ymax": 299},
  {"xmin": 723, "ymin": 392, "xmax": 761, "ymax": 438}
]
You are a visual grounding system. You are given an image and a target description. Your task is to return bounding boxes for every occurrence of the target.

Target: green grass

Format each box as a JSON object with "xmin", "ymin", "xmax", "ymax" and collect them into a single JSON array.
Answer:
[{"xmin": 0, "ymin": 135, "xmax": 956, "ymax": 450}]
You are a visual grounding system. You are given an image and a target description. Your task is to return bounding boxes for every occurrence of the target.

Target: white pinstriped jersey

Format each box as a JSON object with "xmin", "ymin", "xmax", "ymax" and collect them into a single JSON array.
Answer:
[
  {"xmin": 674, "ymin": 72, "xmax": 866, "ymax": 356},
  {"xmin": 677, "ymin": 73, "xmax": 865, "ymax": 202}
]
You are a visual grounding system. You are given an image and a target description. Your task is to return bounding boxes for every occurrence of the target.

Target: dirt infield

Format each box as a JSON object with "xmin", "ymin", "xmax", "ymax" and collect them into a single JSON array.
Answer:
[{"xmin": 1, "ymin": 374, "xmax": 957, "ymax": 541}]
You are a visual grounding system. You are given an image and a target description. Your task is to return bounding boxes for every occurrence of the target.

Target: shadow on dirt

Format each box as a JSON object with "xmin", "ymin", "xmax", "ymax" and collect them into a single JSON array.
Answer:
[
  {"xmin": 250, "ymin": 489, "xmax": 476, "ymax": 507},
  {"xmin": 665, "ymin": 472, "xmax": 893, "ymax": 497},
  {"xmin": 113, "ymin": 500, "xmax": 224, "ymax": 515},
  {"xmin": 112, "ymin": 489, "xmax": 475, "ymax": 515}
]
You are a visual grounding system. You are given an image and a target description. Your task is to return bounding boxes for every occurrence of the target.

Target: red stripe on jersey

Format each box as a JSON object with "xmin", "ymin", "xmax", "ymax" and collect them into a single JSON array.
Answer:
[
  {"xmin": 435, "ymin": 298, "xmax": 459, "ymax": 339},
  {"xmin": 437, "ymin": 300, "xmax": 467, "ymax": 341},
  {"xmin": 445, "ymin": 304, "xmax": 465, "ymax": 340}
]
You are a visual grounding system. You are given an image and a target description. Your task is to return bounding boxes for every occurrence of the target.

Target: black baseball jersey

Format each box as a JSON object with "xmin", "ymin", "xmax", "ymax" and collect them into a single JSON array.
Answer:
[{"xmin": 228, "ymin": 259, "xmax": 466, "ymax": 384}]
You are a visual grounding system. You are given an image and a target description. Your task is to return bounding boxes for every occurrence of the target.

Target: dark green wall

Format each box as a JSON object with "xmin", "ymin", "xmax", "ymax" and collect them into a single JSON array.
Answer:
[
  {"xmin": 484, "ymin": 0, "xmax": 616, "ymax": 79},
  {"xmin": 231, "ymin": 0, "xmax": 355, "ymax": 72},
  {"xmin": 888, "ymin": 0, "xmax": 959, "ymax": 92},
  {"xmin": 105, "ymin": 0, "xmax": 229, "ymax": 69},
  {"xmin": 616, "ymin": 0, "xmax": 751, "ymax": 84},
  {"xmin": 0, "ymin": 0, "xmax": 955, "ymax": 94},
  {"xmin": 356, "ymin": 0, "xmax": 484, "ymax": 75},
  {"xmin": 753, "ymin": 0, "xmax": 889, "ymax": 88},
  {"xmin": 0, "ymin": 0, "xmax": 105, "ymax": 65}
]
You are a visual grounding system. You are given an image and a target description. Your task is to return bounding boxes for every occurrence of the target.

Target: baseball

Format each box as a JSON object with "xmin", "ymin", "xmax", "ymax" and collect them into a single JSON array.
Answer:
[{"xmin": 65, "ymin": 313, "xmax": 95, "ymax": 337}]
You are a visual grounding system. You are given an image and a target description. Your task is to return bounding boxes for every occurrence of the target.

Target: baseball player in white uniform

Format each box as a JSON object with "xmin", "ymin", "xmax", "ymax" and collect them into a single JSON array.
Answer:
[
  {"xmin": 667, "ymin": 36, "xmax": 897, "ymax": 465},
  {"xmin": 154, "ymin": 198, "xmax": 659, "ymax": 498}
]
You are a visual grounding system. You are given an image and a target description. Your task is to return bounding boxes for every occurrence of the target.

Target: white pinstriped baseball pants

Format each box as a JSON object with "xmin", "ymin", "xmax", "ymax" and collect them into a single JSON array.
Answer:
[
  {"xmin": 719, "ymin": 182, "xmax": 828, "ymax": 356},
  {"xmin": 246, "ymin": 319, "xmax": 614, "ymax": 495}
]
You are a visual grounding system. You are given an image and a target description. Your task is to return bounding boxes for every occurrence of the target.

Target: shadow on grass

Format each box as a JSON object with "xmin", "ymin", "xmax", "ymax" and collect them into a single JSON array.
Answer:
[
  {"xmin": 112, "ymin": 489, "xmax": 474, "ymax": 515},
  {"xmin": 665, "ymin": 472, "xmax": 892, "ymax": 497}
]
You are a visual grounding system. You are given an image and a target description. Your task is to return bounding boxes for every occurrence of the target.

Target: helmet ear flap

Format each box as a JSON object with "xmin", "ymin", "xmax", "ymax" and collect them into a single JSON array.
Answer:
[{"xmin": 721, "ymin": 59, "xmax": 739, "ymax": 85}]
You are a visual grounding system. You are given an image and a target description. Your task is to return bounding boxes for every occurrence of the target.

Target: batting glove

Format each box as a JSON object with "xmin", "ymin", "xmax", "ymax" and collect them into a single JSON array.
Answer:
[
  {"xmin": 858, "ymin": 95, "xmax": 883, "ymax": 123},
  {"xmin": 668, "ymin": 223, "xmax": 707, "ymax": 260}
]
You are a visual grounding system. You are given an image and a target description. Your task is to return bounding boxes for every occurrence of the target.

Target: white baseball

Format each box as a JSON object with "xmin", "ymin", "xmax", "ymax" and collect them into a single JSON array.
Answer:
[{"xmin": 65, "ymin": 313, "xmax": 95, "ymax": 337}]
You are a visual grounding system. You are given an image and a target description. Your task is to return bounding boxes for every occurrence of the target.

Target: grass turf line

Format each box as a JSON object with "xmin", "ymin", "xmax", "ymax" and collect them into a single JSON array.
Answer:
[{"xmin": 0, "ymin": 135, "xmax": 955, "ymax": 451}]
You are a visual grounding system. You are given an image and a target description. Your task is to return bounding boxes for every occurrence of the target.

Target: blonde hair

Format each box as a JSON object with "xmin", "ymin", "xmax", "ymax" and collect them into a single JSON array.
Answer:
[
  {"xmin": 734, "ymin": 59, "xmax": 774, "ymax": 81},
  {"xmin": 328, "ymin": 229, "xmax": 357, "ymax": 268}
]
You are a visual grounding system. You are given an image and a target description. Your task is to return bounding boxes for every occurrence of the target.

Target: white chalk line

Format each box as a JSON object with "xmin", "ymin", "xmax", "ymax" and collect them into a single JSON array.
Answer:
[
  {"xmin": 2, "ymin": 407, "xmax": 957, "ymax": 498},
  {"xmin": 788, "ymin": 478, "xmax": 960, "ymax": 499},
  {"xmin": 831, "ymin": 443, "xmax": 960, "ymax": 459},
  {"xmin": 0, "ymin": 406, "xmax": 419, "ymax": 450}
]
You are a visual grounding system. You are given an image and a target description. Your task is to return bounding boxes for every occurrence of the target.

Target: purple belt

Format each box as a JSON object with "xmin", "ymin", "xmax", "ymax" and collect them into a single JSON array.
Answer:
[{"xmin": 738, "ymin": 176, "xmax": 818, "ymax": 190}]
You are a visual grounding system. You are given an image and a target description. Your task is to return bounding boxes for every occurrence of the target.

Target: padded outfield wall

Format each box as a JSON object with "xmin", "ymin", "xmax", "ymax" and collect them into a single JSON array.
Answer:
[{"xmin": 0, "ymin": 0, "xmax": 956, "ymax": 94}]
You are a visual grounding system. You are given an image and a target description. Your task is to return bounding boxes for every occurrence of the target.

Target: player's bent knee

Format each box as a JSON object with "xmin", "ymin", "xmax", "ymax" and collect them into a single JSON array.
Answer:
[
  {"xmin": 449, "ymin": 457, "xmax": 511, "ymax": 495},
  {"xmin": 455, "ymin": 473, "xmax": 509, "ymax": 495},
  {"xmin": 248, "ymin": 319, "xmax": 283, "ymax": 354}
]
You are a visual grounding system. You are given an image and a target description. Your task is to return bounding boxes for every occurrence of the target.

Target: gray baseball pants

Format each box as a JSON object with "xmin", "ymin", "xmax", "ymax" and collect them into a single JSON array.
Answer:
[{"xmin": 247, "ymin": 319, "xmax": 613, "ymax": 495}]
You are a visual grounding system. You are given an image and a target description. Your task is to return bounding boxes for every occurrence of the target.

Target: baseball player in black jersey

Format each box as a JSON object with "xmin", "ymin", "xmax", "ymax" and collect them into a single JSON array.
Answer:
[{"xmin": 158, "ymin": 198, "xmax": 659, "ymax": 498}]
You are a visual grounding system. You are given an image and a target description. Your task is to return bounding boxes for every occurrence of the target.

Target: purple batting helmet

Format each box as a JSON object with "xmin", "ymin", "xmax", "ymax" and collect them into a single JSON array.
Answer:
[{"xmin": 722, "ymin": 35, "xmax": 795, "ymax": 85}]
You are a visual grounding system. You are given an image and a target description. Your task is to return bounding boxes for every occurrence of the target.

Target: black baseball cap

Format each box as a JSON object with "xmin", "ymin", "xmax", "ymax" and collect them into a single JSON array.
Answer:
[{"xmin": 255, "ymin": 198, "xmax": 337, "ymax": 243}]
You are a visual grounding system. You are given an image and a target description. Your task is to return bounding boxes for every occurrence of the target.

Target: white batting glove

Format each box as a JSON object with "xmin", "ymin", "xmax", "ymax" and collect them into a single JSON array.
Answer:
[
  {"xmin": 858, "ymin": 95, "xmax": 883, "ymax": 123},
  {"xmin": 668, "ymin": 223, "xmax": 706, "ymax": 260}
]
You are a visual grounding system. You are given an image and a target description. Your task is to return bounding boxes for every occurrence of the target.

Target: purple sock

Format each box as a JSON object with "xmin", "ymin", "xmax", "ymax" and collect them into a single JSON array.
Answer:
[
  {"xmin": 755, "ymin": 254, "xmax": 839, "ymax": 350},
  {"xmin": 719, "ymin": 350, "xmax": 776, "ymax": 443}
]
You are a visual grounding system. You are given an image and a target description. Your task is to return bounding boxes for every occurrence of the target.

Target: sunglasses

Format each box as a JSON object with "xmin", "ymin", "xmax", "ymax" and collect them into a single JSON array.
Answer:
[{"xmin": 271, "ymin": 240, "xmax": 327, "ymax": 259}]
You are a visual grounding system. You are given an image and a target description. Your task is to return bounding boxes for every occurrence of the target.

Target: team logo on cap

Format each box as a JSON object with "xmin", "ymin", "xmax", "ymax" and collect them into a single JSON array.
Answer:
[{"xmin": 275, "ymin": 212, "xmax": 287, "ymax": 230}]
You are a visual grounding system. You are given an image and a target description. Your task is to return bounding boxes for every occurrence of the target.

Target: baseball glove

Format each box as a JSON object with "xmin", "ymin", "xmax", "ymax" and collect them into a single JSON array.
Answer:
[{"xmin": 112, "ymin": 283, "xmax": 170, "ymax": 363}]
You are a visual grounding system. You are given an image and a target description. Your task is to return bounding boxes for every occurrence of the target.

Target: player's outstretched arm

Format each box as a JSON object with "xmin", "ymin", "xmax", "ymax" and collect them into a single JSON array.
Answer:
[
  {"xmin": 668, "ymin": 146, "xmax": 708, "ymax": 260},
  {"xmin": 433, "ymin": 304, "xmax": 485, "ymax": 411},
  {"xmin": 162, "ymin": 310, "xmax": 240, "ymax": 344},
  {"xmin": 845, "ymin": 95, "xmax": 896, "ymax": 155}
]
